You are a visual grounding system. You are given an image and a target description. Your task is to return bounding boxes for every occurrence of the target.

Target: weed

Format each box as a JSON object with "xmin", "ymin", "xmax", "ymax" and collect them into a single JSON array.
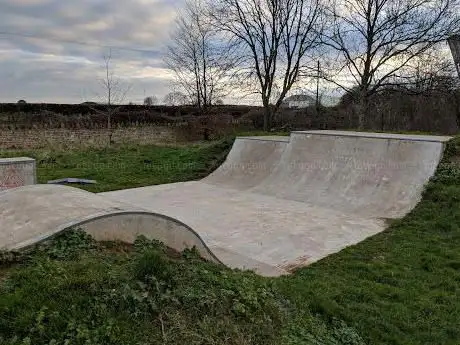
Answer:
[{"xmin": 26, "ymin": 229, "xmax": 96, "ymax": 261}]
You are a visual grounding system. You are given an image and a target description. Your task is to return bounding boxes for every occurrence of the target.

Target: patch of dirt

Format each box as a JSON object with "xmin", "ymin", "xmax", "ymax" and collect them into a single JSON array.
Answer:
[
  {"xmin": 165, "ymin": 246, "xmax": 182, "ymax": 259},
  {"xmin": 98, "ymin": 240, "xmax": 183, "ymax": 260},
  {"xmin": 281, "ymin": 255, "xmax": 311, "ymax": 273},
  {"xmin": 99, "ymin": 241, "xmax": 135, "ymax": 254},
  {"xmin": 0, "ymin": 266, "xmax": 16, "ymax": 286}
]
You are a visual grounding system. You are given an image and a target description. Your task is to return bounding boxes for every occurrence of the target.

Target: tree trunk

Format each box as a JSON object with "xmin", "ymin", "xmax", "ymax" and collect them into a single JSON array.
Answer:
[
  {"xmin": 380, "ymin": 108, "xmax": 385, "ymax": 131},
  {"xmin": 107, "ymin": 111, "xmax": 112, "ymax": 146},
  {"xmin": 356, "ymin": 91, "xmax": 369, "ymax": 130},
  {"xmin": 263, "ymin": 100, "xmax": 271, "ymax": 131},
  {"xmin": 455, "ymin": 91, "xmax": 460, "ymax": 133}
]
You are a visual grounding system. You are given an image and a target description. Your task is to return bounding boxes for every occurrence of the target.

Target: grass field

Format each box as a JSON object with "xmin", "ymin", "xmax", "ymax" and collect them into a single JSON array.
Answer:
[
  {"xmin": 0, "ymin": 139, "xmax": 234, "ymax": 192},
  {"xmin": 1, "ymin": 135, "xmax": 459, "ymax": 344}
]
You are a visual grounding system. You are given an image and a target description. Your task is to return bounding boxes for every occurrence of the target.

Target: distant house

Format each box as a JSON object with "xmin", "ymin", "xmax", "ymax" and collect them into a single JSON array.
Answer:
[{"xmin": 282, "ymin": 94, "xmax": 315, "ymax": 108}]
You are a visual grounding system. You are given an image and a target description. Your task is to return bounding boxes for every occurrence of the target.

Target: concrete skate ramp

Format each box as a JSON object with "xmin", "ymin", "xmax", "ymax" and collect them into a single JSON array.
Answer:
[
  {"xmin": 0, "ymin": 131, "xmax": 452, "ymax": 277},
  {"xmin": 0, "ymin": 184, "xmax": 221, "ymax": 264},
  {"xmin": 101, "ymin": 131, "xmax": 450, "ymax": 275},
  {"xmin": 204, "ymin": 136, "xmax": 288, "ymax": 190},
  {"xmin": 250, "ymin": 131, "xmax": 451, "ymax": 218}
]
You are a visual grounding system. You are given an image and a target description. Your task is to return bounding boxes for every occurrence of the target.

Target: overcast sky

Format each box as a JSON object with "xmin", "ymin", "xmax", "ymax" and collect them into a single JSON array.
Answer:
[
  {"xmin": 0, "ymin": 0, "xmax": 188, "ymax": 104},
  {"xmin": 6, "ymin": 0, "xmax": 442, "ymax": 105}
]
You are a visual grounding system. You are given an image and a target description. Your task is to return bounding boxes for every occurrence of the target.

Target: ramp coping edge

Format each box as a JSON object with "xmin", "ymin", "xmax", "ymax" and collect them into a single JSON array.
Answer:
[
  {"xmin": 236, "ymin": 136, "xmax": 290, "ymax": 143},
  {"xmin": 293, "ymin": 130, "xmax": 452, "ymax": 143}
]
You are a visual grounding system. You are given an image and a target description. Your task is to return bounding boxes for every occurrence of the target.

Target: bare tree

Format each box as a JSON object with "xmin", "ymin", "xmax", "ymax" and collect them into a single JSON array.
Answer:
[
  {"xmin": 165, "ymin": 0, "xmax": 237, "ymax": 111},
  {"xmin": 144, "ymin": 95, "xmax": 158, "ymax": 106},
  {"xmin": 163, "ymin": 91, "xmax": 189, "ymax": 106},
  {"xmin": 209, "ymin": 0, "xmax": 323, "ymax": 130},
  {"xmin": 93, "ymin": 50, "xmax": 131, "ymax": 144},
  {"xmin": 322, "ymin": 0, "xmax": 460, "ymax": 127},
  {"xmin": 396, "ymin": 47, "xmax": 459, "ymax": 92},
  {"xmin": 447, "ymin": 35, "xmax": 460, "ymax": 128}
]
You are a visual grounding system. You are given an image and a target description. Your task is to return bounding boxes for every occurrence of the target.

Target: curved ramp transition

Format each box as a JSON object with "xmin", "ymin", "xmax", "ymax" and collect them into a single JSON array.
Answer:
[
  {"xmin": 250, "ymin": 131, "xmax": 446, "ymax": 217},
  {"xmin": 0, "ymin": 131, "xmax": 452, "ymax": 277},
  {"xmin": 204, "ymin": 136, "xmax": 289, "ymax": 190},
  {"xmin": 0, "ymin": 184, "xmax": 221, "ymax": 265}
]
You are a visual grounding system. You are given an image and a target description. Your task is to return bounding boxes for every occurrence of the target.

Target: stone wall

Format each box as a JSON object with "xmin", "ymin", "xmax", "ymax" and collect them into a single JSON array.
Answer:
[{"xmin": 0, "ymin": 125, "xmax": 182, "ymax": 150}]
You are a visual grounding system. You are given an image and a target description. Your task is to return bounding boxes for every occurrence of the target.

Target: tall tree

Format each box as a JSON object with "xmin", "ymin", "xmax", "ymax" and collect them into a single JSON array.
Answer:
[
  {"xmin": 163, "ymin": 91, "xmax": 189, "ymax": 106},
  {"xmin": 90, "ymin": 50, "xmax": 131, "ymax": 144},
  {"xmin": 165, "ymin": 0, "xmax": 236, "ymax": 111},
  {"xmin": 323, "ymin": 0, "xmax": 460, "ymax": 127},
  {"xmin": 448, "ymin": 35, "xmax": 460, "ymax": 78},
  {"xmin": 209, "ymin": 0, "xmax": 323, "ymax": 130},
  {"xmin": 395, "ymin": 46, "xmax": 459, "ymax": 92},
  {"xmin": 144, "ymin": 95, "xmax": 158, "ymax": 106}
]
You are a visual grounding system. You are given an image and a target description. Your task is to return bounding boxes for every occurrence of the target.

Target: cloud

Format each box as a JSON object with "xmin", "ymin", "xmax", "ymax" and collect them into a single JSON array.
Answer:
[{"xmin": 0, "ymin": 0, "xmax": 182, "ymax": 103}]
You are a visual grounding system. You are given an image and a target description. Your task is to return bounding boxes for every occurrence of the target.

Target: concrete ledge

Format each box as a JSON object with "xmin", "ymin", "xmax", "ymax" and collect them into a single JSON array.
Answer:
[
  {"xmin": 0, "ymin": 157, "xmax": 36, "ymax": 165},
  {"xmin": 0, "ymin": 157, "xmax": 36, "ymax": 191}
]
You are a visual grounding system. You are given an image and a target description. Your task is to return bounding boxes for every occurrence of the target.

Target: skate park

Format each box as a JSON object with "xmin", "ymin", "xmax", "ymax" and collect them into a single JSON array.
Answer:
[{"xmin": 0, "ymin": 130, "xmax": 452, "ymax": 276}]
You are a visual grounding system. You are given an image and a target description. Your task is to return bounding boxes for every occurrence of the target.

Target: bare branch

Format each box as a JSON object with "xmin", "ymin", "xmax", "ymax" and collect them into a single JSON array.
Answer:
[
  {"xmin": 322, "ymin": 0, "xmax": 460, "ymax": 126},
  {"xmin": 164, "ymin": 0, "xmax": 239, "ymax": 110},
  {"xmin": 208, "ymin": 0, "xmax": 325, "ymax": 129},
  {"xmin": 86, "ymin": 49, "xmax": 131, "ymax": 144}
]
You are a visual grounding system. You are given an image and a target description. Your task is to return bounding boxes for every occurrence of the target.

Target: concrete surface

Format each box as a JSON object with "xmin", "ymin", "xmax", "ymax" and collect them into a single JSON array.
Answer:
[
  {"xmin": 0, "ymin": 157, "xmax": 36, "ymax": 191},
  {"xmin": 294, "ymin": 130, "xmax": 452, "ymax": 142},
  {"xmin": 0, "ymin": 131, "xmax": 452, "ymax": 276}
]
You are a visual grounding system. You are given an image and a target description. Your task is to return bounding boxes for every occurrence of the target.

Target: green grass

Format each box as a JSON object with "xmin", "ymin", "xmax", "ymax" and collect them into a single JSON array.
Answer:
[
  {"xmin": 1, "ymin": 134, "xmax": 460, "ymax": 344},
  {"xmin": 0, "ymin": 232, "xmax": 361, "ymax": 345},
  {"xmin": 0, "ymin": 139, "xmax": 234, "ymax": 192}
]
